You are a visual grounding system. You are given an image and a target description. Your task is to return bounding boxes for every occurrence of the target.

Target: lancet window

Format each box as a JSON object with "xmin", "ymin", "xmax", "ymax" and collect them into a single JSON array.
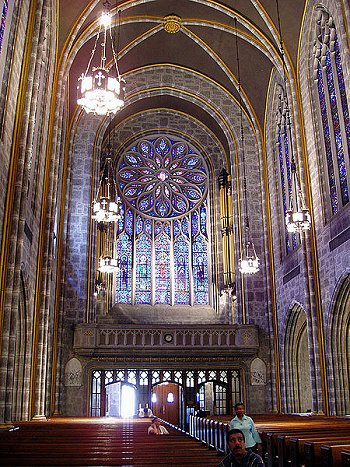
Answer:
[{"xmin": 314, "ymin": 10, "xmax": 350, "ymax": 216}]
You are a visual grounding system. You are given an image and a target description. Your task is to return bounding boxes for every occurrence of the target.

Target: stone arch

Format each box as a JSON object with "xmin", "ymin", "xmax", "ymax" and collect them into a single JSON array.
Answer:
[
  {"xmin": 12, "ymin": 270, "xmax": 31, "ymax": 421},
  {"xmin": 283, "ymin": 304, "xmax": 312, "ymax": 413},
  {"xmin": 328, "ymin": 272, "xmax": 350, "ymax": 415}
]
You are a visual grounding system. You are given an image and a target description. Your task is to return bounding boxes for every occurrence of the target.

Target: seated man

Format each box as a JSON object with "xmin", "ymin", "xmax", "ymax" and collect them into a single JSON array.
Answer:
[
  {"xmin": 218, "ymin": 429, "xmax": 265, "ymax": 466},
  {"xmin": 139, "ymin": 405, "xmax": 153, "ymax": 418},
  {"xmin": 147, "ymin": 417, "xmax": 169, "ymax": 435}
]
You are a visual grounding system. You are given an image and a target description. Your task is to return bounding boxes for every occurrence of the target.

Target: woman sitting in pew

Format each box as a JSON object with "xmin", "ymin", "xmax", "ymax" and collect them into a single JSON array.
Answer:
[
  {"xmin": 148, "ymin": 417, "xmax": 169, "ymax": 435},
  {"xmin": 230, "ymin": 403, "xmax": 262, "ymax": 453}
]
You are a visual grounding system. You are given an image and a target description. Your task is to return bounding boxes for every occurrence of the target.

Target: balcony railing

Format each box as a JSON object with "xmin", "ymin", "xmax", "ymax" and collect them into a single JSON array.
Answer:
[{"xmin": 73, "ymin": 323, "xmax": 259, "ymax": 356}]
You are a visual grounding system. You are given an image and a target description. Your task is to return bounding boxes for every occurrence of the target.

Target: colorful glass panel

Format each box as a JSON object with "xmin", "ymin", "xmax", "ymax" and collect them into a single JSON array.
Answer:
[
  {"xmin": 173, "ymin": 219, "xmax": 180, "ymax": 237},
  {"xmin": 117, "ymin": 203, "xmax": 124, "ymax": 234},
  {"xmin": 125, "ymin": 209, "xmax": 134, "ymax": 236},
  {"xmin": 317, "ymin": 62, "xmax": 338, "ymax": 214},
  {"xmin": 117, "ymin": 137, "xmax": 207, "ymax": 219},
  {"xmin": 0, "ymin": 0, "xmax": 8, "ymax": 52},
  {"xmin": 324, "ymin": 47, "xmax": 349, "ymax": 206},
  {"xmin": 115, "ymin": 136, "xmax": 210, "ymax": 307},
  {"xmin": 155, "ymin": 222, "xmax": 162, "ymax": 236},
  {"xmin": 144, "ymin": 219, "xmax": 152, "ymax": 236},
  {"xmin": 155, "ymin": 233, "xmax": 171, "ymax": 304},
  {"xmin": 192, "ymin": 236, "xmax": 208, "ymax": 304},
  {"xmin": 200, "ymin": 205, "xmax": 207, "ymax": 237},
  {"xmin": 136, "ymin": 215, "xmax": 143, "ymax": 235},
  {"xmin": 315, "ymin": 14, "xmax": 349, "ymax": 214},
  {"xmin": 191, "ymin": 211, "xmax": 199, "ymax": 237},
  {"xmin": 115, "ymin": 233, "xmax": 132, "ymax": 303},
  {"xmin": 182, "ymin": 217, "xmax": 189, "ymax": 238},
  {"xmin": 277, "ymin": 131, "xmax": 291, "ymax": 253},
  {"xmin": 135, "ymin": 233, "xmax": 151, "ymax": 304},
  {"xmin": 174, "ymin": 234, "xmax": 190, "ymax": 304},
  {"xmin": 163, "ymin": 222, "xmax": 171, "ymax": 238},
  {"xmin": 334, "ymin": 38, "xmax": 350, "ymax": 160}
]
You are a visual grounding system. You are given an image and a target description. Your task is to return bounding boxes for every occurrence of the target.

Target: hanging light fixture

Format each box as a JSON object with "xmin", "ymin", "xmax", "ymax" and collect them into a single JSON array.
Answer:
[
  {"xmin": 98, "ymin": 254, "xmax": 119, "ymax": 273},
  {"xmin": 77, "ymin": 0, "xmax": 125, "ymax": 115},
  {"xmin": 275, "ymin": 0, "xmax": 311, "ymax": 234},
  {"xmin": 233, "ymin": 18, "xmax": 260, "ymax": 275},
  {"xmin": 92, "ymin": 156, "xmax": 120, "ymax": 222},
  {"xmin": 97, "ymin": 223, "xmax": 119, "ymax": 273},
  {"xmin": 285, "ymin": 162, "xmax": 312, "ymax": 233},
  {"xmin": 92, "ymin": 122, "xmax": 120, "ymax": 223}
]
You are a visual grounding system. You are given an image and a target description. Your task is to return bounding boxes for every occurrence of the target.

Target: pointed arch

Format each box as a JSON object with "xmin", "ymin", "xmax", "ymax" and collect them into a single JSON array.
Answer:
[
  {"xmin": 12, "ymin": 270, "xmax": 31, "ymax": 420},
  {"xmin": 283, "ymin": 304, "xmax": 312, "ymax": 413},
  {"xmin": 328, "ymin": 272, "xmax": 350, "ymax": 415}
]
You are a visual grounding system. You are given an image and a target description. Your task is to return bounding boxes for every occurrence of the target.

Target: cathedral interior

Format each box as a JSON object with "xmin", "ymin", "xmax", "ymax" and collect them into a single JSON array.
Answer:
[{"xmin": 0, "ymin": 0, "xmax": 349, "ymax": 425}]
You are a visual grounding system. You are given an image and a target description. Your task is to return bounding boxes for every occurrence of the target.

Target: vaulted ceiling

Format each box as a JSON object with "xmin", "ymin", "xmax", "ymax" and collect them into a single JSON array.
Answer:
[{"xmin": 59, "ymin": 0, "xmax": 306, "ymax": 145}]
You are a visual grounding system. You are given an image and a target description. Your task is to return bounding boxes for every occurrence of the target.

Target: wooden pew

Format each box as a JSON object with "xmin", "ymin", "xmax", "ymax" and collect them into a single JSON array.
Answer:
[
  {"xmin": 289, "ymin": 436, "xmax": 350, "ymax": 466},
  {"xmin": 255, "ymin": 417, "xmax": 350, "ymax": 467},
  {"xmin": 0, "ymin": 418, "xmax": 222, "ymax": 466},
  {"xmin": 341, "ymin": 450, "xmax": 350, "ymax": 465},
  {"xmin": 320, "ymin": 444, "xmax": 350, "ymax": 467}
]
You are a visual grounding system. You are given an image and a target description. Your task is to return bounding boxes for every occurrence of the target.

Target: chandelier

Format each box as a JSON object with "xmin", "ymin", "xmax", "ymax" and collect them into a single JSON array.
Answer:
[
  {"xmin": 92, "ymin": 136, "xmax": 120, "ymax": 223},
  {"xmin": 77, "ymin": 1, "xmax": 125, "ymax": 115},
  {"xmin": 276, "ymin": 0, "xmax": 311, "ymax": 234},
  {"xmin": 234, "ymin": 18, "xmax": 259, "ymax": 275},
  {"xmin": 239, "ymin": 238, "xmax": 260, "ymax": 275},
  {"xmin": 98, "ymin": 254, "xmax": 119, "ymax": 273},
  {"xmin": 285, "ymin": 161, "xmax": 312, "ymax": 233},
  {"xmin": 97, "ymin": 223, "xmax": 119, "ymax": 274}
]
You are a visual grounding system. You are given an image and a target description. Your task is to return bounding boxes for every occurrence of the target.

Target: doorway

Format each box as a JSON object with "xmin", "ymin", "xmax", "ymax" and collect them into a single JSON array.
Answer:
[
  {"xmin": 151, "ymin": 382, "xmax": 182, "ymax": 425},
  {"xmin": 198, "ymin": 381, "xmax": 228, "ymax": 415},
  {"xmin": 106, "ymin": 381, "xmax": 136, "ymax": 417}
]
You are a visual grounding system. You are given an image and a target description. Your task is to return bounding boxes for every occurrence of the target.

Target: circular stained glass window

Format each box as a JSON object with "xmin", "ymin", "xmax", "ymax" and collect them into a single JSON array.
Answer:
[{"xmin": 117, "ymin": 136, "xmax": 208, "ymax": 219}]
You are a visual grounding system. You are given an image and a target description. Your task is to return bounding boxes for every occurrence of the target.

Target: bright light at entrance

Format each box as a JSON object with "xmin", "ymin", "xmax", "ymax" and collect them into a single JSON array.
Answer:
[{"xmin": 121, "ymin": 385, "xmax": 135, "ymax": 418}]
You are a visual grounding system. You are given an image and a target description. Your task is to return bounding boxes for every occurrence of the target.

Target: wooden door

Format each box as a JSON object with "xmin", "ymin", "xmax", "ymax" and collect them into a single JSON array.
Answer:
[{"xmin": 151, "ymin": 382, "xmax": 180, "ymax": 425}]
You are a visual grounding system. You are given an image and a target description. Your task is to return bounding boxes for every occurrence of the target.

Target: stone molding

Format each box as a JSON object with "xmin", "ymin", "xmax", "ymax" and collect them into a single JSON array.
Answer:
[{"xmin": 74, "ymin": 324, "xmax": 259, "ymax": 356}]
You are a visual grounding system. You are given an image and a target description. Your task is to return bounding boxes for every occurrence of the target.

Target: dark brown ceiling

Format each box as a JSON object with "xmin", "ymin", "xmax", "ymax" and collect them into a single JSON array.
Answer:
[{"xmin": 59, "ymin": 0, "xmax": 307, "ymax": 141}]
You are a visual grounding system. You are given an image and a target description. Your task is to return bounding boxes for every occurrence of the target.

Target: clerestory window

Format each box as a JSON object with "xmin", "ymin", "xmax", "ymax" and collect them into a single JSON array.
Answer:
[{"xmin": 314, "ymin": 10, "xmax": 350, "ymax": 216}]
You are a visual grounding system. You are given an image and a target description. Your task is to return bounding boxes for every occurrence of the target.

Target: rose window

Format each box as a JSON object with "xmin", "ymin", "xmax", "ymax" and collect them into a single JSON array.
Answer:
[{"xmin": 117, "ymin": 136, "xmax": 208, "ymax": 219}]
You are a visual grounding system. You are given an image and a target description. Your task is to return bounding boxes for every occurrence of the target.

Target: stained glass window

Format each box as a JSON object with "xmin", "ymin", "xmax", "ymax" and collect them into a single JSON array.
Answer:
[
  {"xmin": 115, "ymin": 135, "xmax": 210, "ymax": 306},
  {"xmin": 154, "ymin": 231, "xmax": 171, "ymax": 304},
  {"xmin": 0, "ymin": 1, "xmax": 8, "ymax": 52},
  {"xmin": 118, "ymin": 136, "xmax": 207, "ymax": 218},
  {"xmin": 174, "ymin": 235, "xmax": 190, "ymax": 304},
  {"xmin": 115, "ymin": 231, "xmax": 132, "ymax": 304},
  {"xmin": 314, "ymin": 10, "xmax": 350, "ymax": 215},
  {"xmin": 135, "ymin": 233, "xmax": 151, "ymax": 304}
]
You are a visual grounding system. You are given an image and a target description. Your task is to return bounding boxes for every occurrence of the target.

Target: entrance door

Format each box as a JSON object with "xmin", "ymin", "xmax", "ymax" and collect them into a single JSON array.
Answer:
[
  {"xmin": 106, "ymin": 382, "xmax": 136, "ymax": 418},
  {"xmin": 151, "ymin": 382, "xmax": 181, "ymax": 425}
]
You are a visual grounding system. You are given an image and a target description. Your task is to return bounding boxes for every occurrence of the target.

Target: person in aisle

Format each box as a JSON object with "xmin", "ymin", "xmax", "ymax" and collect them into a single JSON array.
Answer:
[{"xmin": 229, "ymin": 403, "xmax": 262, "ymax": 453}]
